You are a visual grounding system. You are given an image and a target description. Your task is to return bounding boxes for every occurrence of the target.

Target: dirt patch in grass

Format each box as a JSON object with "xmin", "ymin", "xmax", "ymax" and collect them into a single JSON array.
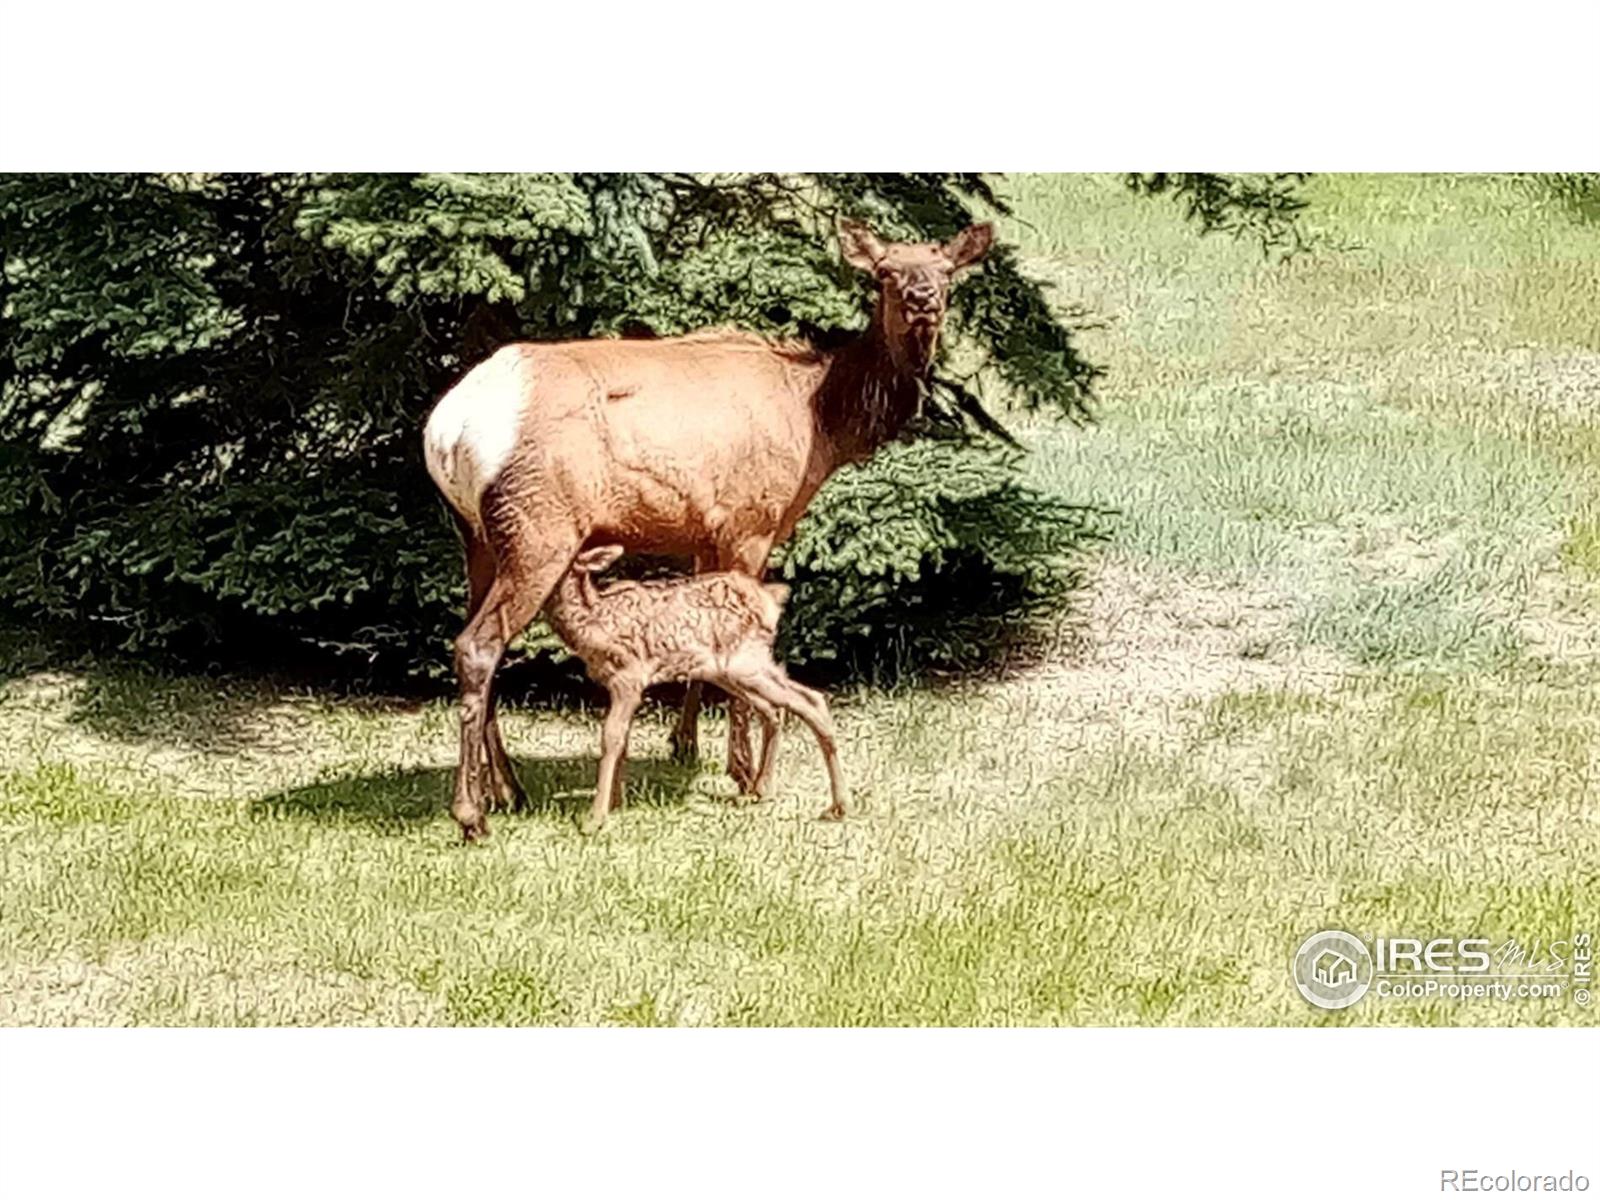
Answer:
[{"xmin": 1004, "ymin": 556, "xmax": 1356, "ymax": 753}]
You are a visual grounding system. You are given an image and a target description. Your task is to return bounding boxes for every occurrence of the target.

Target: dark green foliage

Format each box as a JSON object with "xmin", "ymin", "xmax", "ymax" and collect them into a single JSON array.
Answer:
[
  {"xmin": 1540, "ymin": 173, "xmax": 1600, "ymax": 223},
  {"xmin": 772, "ymin": 439, "xmax": 1107, "ymax": 681},
  {"xmin": 1125, "ymin": 173, "xmax": 1313, "ymax": 255},
  {"xmin": 0, "ymin": 173, "xmax": 1274, "ymax": 686}
]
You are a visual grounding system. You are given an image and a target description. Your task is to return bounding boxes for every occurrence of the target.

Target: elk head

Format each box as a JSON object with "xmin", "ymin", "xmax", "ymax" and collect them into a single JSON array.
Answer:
[{"xmin": 839, "ymin": 219, "xmax": 994, "ymax": 376}]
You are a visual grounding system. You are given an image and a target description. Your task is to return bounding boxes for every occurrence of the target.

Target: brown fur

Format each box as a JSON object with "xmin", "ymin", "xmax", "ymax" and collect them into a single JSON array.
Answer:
[
  {"xmin": 429, "ymin": 220, "xmax": 992, "ymax": 841},
  {"xmin": 547, "ymin": 546, "xmax": 846, "ymax": 832}
]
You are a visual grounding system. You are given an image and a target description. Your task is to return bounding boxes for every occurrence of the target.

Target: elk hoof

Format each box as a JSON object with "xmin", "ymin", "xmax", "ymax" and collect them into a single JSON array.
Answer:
[
  {"xmin": 502, "ymin": 778, "xmax": 530, "ymax": 814},
  {"xmin": 485, "ymin": 779, "xmax": 525, "ymax": 814},
  {"xmin": 460, "ymin": 820, "xmax": 490, "ymax": 843}
]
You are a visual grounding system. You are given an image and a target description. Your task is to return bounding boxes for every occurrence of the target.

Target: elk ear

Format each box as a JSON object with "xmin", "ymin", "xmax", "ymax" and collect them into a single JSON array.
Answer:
[
  {"xmin": 838, "ymin": 219, "xmax": 886, "ymax": 273},
  {"xmin": 943, "ymin": 222, "xmax": 994, "ymax": 271},
  {"xmin": 573, "ymin": 545, "xmax": 624, "ymax": 574}
]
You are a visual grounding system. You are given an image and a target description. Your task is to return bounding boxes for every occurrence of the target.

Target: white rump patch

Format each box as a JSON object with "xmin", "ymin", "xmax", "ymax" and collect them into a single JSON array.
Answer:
[{"xmin": 422, "ymin": 347, "xmax": 531, "ymax": 530}]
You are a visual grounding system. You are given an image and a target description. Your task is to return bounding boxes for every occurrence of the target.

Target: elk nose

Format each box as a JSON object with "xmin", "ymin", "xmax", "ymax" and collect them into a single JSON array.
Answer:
[{"xmin": 903, "ymin": 285, "xmax": 940, "ymax": 317}]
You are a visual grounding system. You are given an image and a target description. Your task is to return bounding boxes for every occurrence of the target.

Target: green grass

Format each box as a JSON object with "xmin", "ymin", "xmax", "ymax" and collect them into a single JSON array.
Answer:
[
  {"xmin": 1562, "ymin": 505, "xmax": 1600, "ymax": 580},
  {"xmin": 2, "ymin": 174, "xmax": 1597, "ymax": 1025},
  {"xmin": 1011, "ymin": 176, "xmax": 1600, "ymax": 651}
]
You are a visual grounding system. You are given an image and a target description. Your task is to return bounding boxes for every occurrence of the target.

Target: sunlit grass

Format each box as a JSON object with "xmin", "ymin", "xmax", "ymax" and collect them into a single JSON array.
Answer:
[
  {"xmin": 0, "ymin": 659, "xmax": 1591, "ymax": 1025},
  {"xmin": 1008, "ymin": 173, "xmax": 1600, "ymax": 672}
]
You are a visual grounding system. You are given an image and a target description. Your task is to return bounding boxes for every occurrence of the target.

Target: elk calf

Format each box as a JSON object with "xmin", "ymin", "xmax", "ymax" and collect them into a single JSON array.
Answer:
[{"xmin": 546, "ymin": 546, "xmax": 848, "ymax": 833}]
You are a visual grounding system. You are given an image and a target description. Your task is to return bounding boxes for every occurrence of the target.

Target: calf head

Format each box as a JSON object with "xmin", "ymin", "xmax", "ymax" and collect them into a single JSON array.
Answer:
[
  {"xmin": 839, "ymin": 219, "xmax": 994, "ymax": 375},
  {"xmin": 567, "ymin": 544, "xmax": 625, "ymax": 607},
  {"xmin": 573, "ymin": 545, "xmax": 625, "ymax": 575}
]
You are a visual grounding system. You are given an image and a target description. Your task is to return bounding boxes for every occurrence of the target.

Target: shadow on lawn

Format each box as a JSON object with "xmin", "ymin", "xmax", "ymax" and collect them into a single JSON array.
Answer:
[
  {"xmin": 0, "ymin": 621, "xmax": 659, "ymax": 757},
  {"xmin": 252, "ymin": 755, "xmax": 708, "ymax": 831},
  {"xmin": 0, "ymin": 626, "xmax": 429, "ymax": 755}
]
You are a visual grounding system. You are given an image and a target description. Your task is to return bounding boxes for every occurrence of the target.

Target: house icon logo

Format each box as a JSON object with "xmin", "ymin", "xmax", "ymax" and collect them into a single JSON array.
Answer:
[
  {"xmin": 1313, "ymin": 949, "xmax": 1357, "ymax": 988},
  {"xmin": 1293, "ymin": 930, "xmax": 1373, "ymax": 1009}
]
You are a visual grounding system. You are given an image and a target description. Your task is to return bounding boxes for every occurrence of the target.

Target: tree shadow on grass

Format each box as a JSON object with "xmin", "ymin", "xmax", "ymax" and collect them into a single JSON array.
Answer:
[
  {"xmin": 0, "ymin": 625, "xmax": 430, "ymax": 755},
  {"xmin": 0, "ymin": 619, "xmax": 660, "ymax": 757},
  {"xmin": 251, "ymin": 754, "xmax": 710, "ymax": 833},
  {"xmin": 60, "ymin": 668, "xmax": 309, "ymax": 754}
]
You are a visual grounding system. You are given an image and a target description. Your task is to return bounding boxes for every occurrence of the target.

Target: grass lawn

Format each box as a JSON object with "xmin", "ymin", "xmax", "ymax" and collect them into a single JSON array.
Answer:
[{"xmin": 2, "ymin": 174, "xmax": 1596, "ymax": 1025}]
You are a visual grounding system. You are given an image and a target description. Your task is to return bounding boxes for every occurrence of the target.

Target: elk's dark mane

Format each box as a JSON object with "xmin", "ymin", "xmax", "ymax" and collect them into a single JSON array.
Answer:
[{"xmin": 808, "ymin": 317, "xmax": 924, "ymax": 459}]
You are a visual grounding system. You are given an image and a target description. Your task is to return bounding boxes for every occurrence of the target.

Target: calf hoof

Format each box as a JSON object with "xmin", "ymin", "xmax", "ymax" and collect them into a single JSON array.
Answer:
[
  {"xmin": 576, "ymin": 811, "xmax": 609, "ymax": 838},
  {"xmin": 459, "ymin": 819, "xmax": 490, "ymax": 843},
  {"xmin": 816, "ymin": 805, "xmax": 845, "ymax": 823}
]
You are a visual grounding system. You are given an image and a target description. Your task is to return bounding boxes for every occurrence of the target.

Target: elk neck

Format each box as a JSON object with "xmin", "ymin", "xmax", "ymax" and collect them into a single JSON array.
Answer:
[{"xmin": 811, "ymin": 306, "xmax": 929, "ymax": 463}]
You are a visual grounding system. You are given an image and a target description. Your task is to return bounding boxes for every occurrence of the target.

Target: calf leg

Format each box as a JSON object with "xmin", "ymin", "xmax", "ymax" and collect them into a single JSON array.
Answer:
[
  {"xmin": 586, "ymin": 680, "xmax": 642, "ymax": 835},
  {"xmin": 727, "ymin": 701, "xmax": 758, "ymax": 795},
  {"xmin": 743, "ymin": 694, "xmax": 782, "ymax": 800},
  {"xmin": 609, "ymin": 729, "xmax": 629, "ymax": 813},
  {"xmin": 729, "ymin": 663, "xmax": 848, "ymax": 821}
]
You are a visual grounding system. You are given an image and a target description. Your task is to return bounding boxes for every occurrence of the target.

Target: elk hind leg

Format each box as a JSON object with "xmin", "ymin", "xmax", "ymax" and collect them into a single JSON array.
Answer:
[
  {"xmin": 460, "ymin": 518, "xmax": 528, "ymax": 814},
  {"xmin": 452, "ymin": 528, "xmax": 580, "ymax": 841},
  {"xmin": 719, "ymin": 542, "xmax": 773, "ymax": 792}
]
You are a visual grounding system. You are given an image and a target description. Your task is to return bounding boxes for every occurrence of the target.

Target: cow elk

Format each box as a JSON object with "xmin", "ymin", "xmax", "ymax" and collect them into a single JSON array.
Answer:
[{"xmin": 423, "ymin": 218, "xmax": 992, "ymax": 840}]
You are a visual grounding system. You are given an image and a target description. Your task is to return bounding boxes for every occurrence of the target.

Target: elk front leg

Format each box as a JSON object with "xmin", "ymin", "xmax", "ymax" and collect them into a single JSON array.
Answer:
[
  {"xmin": 719, "ymin": 541, "xmax": 772, "ymax": 793},
  {"xmin": 669, "ymin": 554, "xmax": 710, "ymax": 763},
  {"xmin": 669, "ymin": 681, "xmax": 703, "ymax": 764}
]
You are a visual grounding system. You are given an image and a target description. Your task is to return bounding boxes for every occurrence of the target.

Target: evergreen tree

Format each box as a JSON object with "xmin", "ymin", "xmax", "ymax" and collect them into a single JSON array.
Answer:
[{"xmin": 0, "ymin": 173, "xmax": 1306, "ymax": 683}]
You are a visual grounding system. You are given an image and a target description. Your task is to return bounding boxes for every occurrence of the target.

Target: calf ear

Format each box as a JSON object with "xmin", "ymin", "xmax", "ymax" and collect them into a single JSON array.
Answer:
[
  {"xmin": 573, "ymin": 545, "xmax": 624, "ymax": 574},
  {"xmin": 943, "ymin": 222, "xmax": 994, "ymax": 271},
  {"xmin": 838, "ymin": 219, "xmax": 886, "ymax": 273}
]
